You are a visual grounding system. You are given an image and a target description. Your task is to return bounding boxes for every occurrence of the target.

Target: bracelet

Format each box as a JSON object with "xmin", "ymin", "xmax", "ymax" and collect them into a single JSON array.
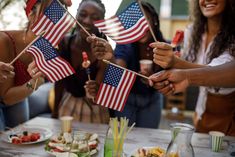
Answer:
[{"xmin": 26, "ymin": 81, "xmax": 34, "ymax": 90}]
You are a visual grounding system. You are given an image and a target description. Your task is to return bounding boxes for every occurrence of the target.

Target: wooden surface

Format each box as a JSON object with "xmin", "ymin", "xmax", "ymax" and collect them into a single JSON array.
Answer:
[{"xmin": 0, "ymin": 117, "xmax": 235, "ymax": 157}]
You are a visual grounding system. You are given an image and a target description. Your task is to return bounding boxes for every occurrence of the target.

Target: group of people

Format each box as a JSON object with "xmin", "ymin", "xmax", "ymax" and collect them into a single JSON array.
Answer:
[{"xmin": 0, "ymin": 0, "xmax": 235, "ymax": 137}]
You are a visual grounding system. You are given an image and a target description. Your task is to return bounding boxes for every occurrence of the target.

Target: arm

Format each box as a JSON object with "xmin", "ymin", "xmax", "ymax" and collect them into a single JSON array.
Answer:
[
  {"xmin": 52, "ymin": 80, "xmax": 64, "ymax": 118},
  {"xmin": 1, "ymin": 78, "xmax": 44, "ymax": 105},
  {"xmin": 187, "ymin": 62, "xmax": 235, "ymax": 87},
  {"xmin": 0, "ymin": 33, "xmax": 43, "ymax": 105},
  {"xmin": 149, "ymin": 61, "xmax": 235, "ymax": 95}
]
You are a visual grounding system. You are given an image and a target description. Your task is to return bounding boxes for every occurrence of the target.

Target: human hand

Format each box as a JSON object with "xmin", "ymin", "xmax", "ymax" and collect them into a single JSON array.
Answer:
[
  {"xmin": 149, "ymin": 69, "xmax": 189, "ymax": 95},
  {"xmin": 87, "ymin": 35, "xmax": 113, "ymax": 60},
  {"xmin": 84, "ymin": 80, "xmax": 99, "ymax": 99},
  {"xmin": 0, "ymin": 62, "xmax": 15, "ymax": 83},
  {"xmin": 59, "ymin": 0, "xmax": 72, "ymax": 6},
  {"xmin": 149, "ymin": 42, "xmax": 176, "ymax": 69},
  {"xmin": 27, "ymin": 61, "xmax": 44, "ymax": 79}
]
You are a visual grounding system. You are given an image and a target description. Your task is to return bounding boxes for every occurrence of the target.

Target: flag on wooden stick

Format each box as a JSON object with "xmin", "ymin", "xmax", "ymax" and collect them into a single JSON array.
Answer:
[
  {"xmin": 96, "ymin": 64, "xmax": 136, "ymax": 111},
  {"xmin": 94, "ymin": 2, "xmax": 149, "ymax": 44},
  {"xmin": 27, "ymin": 37, "xmax": 75, "ymax": 82},
  {"xmin": 31, "ymin": 0, "xmax": 75, "ymax": 46}
]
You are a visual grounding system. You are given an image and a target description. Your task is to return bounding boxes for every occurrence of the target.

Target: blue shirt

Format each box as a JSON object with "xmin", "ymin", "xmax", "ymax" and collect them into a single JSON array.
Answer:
[{"xmin": 114, "ymin": 43, "xmax": 160, "ymax": 95}]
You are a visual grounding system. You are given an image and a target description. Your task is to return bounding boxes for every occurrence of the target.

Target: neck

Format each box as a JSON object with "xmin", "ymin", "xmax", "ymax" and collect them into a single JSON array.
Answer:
[
  {"xmin": 75, "ymin": 33, "xmax": 90, "ymax": 49},
  {"xmin": 207, "ymin": 17, "xmax": 222, "ymax": 36}
]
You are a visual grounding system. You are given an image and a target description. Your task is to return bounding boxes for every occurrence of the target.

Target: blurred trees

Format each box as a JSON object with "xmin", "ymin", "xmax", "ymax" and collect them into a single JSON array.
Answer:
[{"xmin": 0, "ymin": 0, "xmax": 26, "ymax": 29}]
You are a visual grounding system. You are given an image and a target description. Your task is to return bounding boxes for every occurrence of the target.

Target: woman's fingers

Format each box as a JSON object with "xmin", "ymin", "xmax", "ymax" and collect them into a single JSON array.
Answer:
[{"xmin": 157, "ymin": 84, "xmax": 175, "ymax": 96}]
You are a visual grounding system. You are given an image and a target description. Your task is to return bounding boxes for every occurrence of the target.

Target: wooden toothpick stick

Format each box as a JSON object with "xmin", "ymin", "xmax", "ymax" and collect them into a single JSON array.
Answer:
[
  {"xmin": 10, "ymin": 34, "xmax": 43, "ymax": 65},
  {"xmin": 102, "ymin": 59, "xmax": 149, "ymax": 80}
]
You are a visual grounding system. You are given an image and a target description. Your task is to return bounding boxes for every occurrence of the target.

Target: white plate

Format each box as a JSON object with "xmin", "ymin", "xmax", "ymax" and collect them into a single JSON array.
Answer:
[
  {"xmin": 46, "ymin": 149, "xmax": 98, "ymax": 157},
  {"xmin": 1, "ymin": 126, "xmax": 53, "ymax": 144}
]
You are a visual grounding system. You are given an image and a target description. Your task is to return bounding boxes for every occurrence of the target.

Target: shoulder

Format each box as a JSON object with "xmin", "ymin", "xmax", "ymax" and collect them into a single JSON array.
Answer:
[{"xmin": 0, "ymin": 32, "xmax": 13, "ymax": 62}]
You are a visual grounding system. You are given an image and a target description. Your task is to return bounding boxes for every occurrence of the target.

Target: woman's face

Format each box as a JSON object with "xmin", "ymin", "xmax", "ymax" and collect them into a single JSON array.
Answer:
[
  {"xmin": 76, "ymin": 1, "xmax": 104, "ymax": 39},
  {"xmin": 199, "ymin": 0, "xmax": 226, "ymax": 19}
]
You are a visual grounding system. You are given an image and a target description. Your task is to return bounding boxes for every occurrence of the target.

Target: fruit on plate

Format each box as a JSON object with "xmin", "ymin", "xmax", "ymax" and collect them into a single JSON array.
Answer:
[{"xmin": 9, "ymin": 131, "xmax": 41, "ymax": 144}]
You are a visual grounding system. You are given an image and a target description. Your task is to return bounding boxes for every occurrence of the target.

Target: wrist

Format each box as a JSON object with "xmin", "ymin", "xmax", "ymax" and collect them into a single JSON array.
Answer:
[{"xmin": 26, "ymin": 81, "xmax": 34, "ymax": 91}]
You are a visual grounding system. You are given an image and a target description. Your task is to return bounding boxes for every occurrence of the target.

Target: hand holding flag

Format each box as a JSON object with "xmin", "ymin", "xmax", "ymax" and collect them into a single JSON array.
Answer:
[{"xmin": 27, "ymin": 37, "xmax": 75, "ymax": 82}]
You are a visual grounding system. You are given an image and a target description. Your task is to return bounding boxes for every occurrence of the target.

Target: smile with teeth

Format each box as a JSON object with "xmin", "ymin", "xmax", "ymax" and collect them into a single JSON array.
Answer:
[{"xmin": 205, "ymin": 4, "xmax": 216, "ymax": 8}]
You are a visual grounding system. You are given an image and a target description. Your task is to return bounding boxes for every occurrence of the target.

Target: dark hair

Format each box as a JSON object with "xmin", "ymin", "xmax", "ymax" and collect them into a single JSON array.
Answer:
[
  {"xmin": 186, "ymin": 0, "xmax": 235, "ymax": 63},
  {"xmin": 141, "ymin": 1, "xmax": 165, "ymax": 42},
  {"xmin": 79, "ymin": 0, "xmax": 106, "ymax": 18}
]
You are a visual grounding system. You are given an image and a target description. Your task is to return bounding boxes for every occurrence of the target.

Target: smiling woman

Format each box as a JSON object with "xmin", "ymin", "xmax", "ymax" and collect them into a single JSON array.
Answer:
[{"xmin": 53, "ymin": 0, "xmax": 110, "ymax": 124}]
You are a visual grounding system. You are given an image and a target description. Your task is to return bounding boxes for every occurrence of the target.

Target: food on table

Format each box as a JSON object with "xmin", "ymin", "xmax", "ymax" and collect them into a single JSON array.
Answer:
[
  {"xmin": 9, "ymin": 131, "xmax": 41, "ymax": 144},
  {"xmin": 168, "ymin": 152, "xmax": 180, "ymax": 157},
  {"xmin": 45, "ymin": 132, "xmax": 99, "ymax": 156},
  {"xmin": 131, "ymin": 147, "xmax": 165, "ymax": 157}
]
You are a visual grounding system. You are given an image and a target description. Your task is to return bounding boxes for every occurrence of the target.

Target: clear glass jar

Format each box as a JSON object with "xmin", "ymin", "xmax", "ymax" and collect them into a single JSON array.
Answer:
[{"xmin": 166, "ymin": 123, "xmax": 195, "ymax": 157}]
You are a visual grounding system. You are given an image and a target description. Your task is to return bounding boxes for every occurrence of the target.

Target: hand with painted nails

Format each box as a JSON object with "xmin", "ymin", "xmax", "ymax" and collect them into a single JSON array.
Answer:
[
  {"xmin": 87, "ymin": 35, "xmax": 113, "ymax": 60},
  {"xmin": 149, "ymin": 42, "xmax": 176, "ymax": 69},
  {"xmin": 0, "ymin": 62, "xmax": 15, "ymax": 83},
  {"xmin": 149, "ymin": 69, "xmax": 189, "ymax": 95}
]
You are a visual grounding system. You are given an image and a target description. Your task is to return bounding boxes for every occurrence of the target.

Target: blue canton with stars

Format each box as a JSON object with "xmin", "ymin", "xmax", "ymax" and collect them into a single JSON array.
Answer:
[
  {"xmin": 117, "ymin": 2, "xmax": 144, "ymax": 29},
  {"xmin": 44, "ymin": 0, "xmax": 65, "ymax": 24},
  {"xmin": 103, "ymin": 64, "xmax": 124, "ymax": 87},
  {"xmin": 33, "ymin": 37, "xmax": 58, "ymax": 61}
]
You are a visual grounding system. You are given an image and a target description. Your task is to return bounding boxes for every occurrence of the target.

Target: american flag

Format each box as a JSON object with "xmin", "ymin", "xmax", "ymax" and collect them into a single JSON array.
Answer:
[
  {"xmin": 96, "ymin": 64, "xmax": 136, "ymax": 111},
  {"xmin": 94, "ymin": 2, "xmax": 149, "ymax": 44},
  {"xmin": 31, "ymin": 0, "xmax": 75, "ymax": 47},
  {"xmin": 27, "ymin": 37, "xmax": 75, "ymax": 83}
]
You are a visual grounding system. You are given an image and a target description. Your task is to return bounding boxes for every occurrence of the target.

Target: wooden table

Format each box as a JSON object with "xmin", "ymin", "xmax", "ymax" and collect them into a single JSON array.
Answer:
[{"xmin": 0, "ymin": 117, "xmax": 234, "ymax": 157}]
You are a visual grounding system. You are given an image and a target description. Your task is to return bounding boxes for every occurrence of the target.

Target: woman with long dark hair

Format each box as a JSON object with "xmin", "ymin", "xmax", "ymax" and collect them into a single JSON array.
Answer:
[{"xmin": 150, "ymin": 0, "xmax": 235, "ymax": 135}]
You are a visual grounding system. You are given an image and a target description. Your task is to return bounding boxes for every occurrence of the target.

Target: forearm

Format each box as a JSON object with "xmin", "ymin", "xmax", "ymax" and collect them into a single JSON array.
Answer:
[
  {"xmin": 187, "ymin": 62, "xmax": 235, "ymax": 87},
  {"xmin": 174, "ymin": 57, "xmax": 206, "ymax": 69},
  {"xmin": 53, "ymin": 81, "xmax": 64, "ymax": 118},
  {"xmin": 2, "ymin": 81, "xmax": 34, "ymax": 105}
]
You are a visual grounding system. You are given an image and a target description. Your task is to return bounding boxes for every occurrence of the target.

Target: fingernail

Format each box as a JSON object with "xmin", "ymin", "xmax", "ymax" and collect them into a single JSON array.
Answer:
[{"xmin": 149, "ymin": 43, "xmax": 154, "ymax": 47}]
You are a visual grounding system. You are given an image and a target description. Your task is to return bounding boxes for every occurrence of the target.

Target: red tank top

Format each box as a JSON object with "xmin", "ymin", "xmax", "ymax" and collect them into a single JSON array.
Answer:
[{"xmin": 3, "ymin": 32, "xmax": 31, "ymax": 86}]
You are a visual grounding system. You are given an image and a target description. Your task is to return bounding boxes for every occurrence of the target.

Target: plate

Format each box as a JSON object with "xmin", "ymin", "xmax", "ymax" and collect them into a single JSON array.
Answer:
[
  {"xmin": 45, "ymin": 132, "xmax": 99, "ymax": 157},
  {"xmin": 1, "ymin": 126, "xmax": 53, "ymax": 144},
  {"xmin": 129, "ymin": 146, "xmax": 165, "ymax": 157}
]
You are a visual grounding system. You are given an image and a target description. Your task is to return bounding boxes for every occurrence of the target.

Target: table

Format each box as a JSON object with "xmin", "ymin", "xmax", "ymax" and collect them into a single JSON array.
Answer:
[{"xmin": 0, "ymin": 117, "xmax": 234, "ymax": 157}]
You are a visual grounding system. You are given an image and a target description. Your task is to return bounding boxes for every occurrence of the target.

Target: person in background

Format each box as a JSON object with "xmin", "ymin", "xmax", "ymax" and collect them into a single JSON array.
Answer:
[
  {"xmin": 53, "ymin": 0, "xmax": 110, "ymax": 124},
  {"xmin": 150, "ymin": 0, "xmax": 235, "ymax": 135},
  {"xmin": 87, "ymin": 1, "xmax": 165, "ymax": 128}
]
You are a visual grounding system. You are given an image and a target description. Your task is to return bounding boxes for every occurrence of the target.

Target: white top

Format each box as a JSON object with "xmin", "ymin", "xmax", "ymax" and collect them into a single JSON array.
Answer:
[{"xmin": 183, "ymin": 26, "xmax": 235, "ymax": 120}]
